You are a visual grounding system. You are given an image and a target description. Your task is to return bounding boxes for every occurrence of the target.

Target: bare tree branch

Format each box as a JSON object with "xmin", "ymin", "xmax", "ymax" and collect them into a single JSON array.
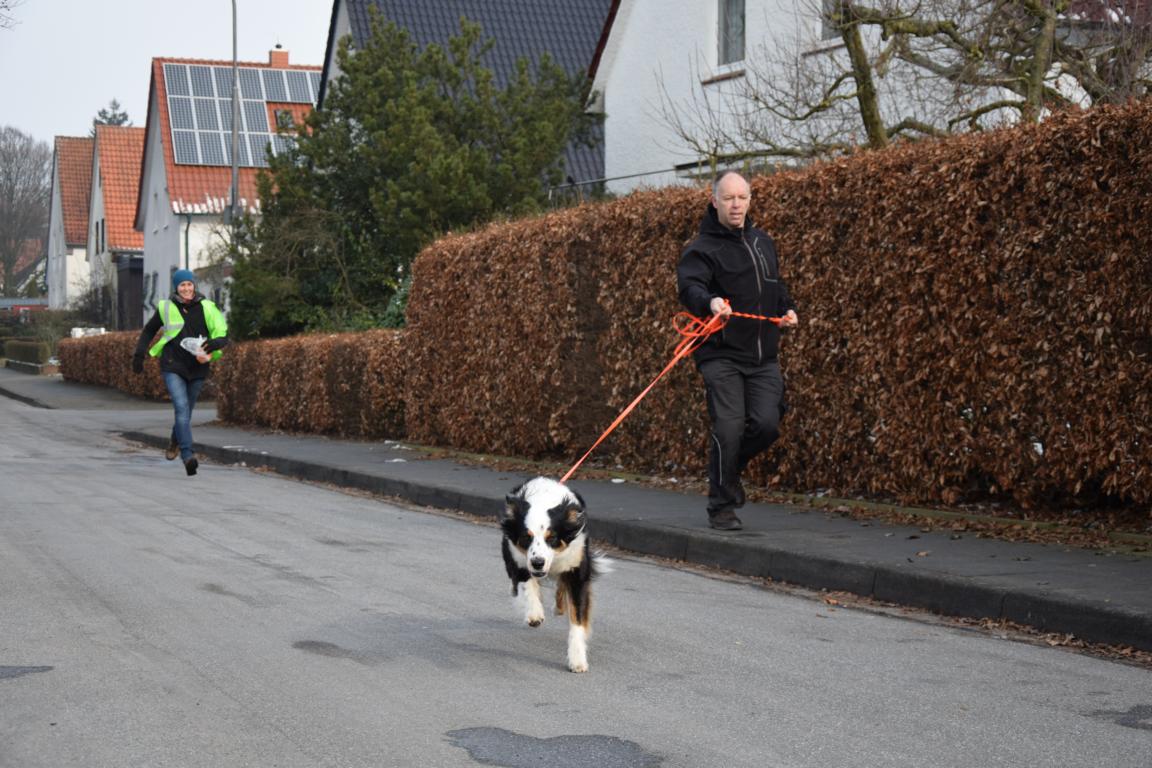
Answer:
[
  {"xmin": 1, "ymin": 0, "xmax": 22, "ymax": 30},
  {"xmin": 0, "ymin": 126, "xmax": 51, "ymax": 296},
  {"xmin": 653, "ymin": 0, "xmax": 1152, "ymax": 162}
]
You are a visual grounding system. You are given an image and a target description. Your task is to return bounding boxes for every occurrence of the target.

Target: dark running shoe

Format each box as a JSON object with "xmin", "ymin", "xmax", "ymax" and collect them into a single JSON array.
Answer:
[
  {"xmin": 708, "ymin": 509, "xmax": 743, "ymax": 531},
  {"xmin": 184, "ymin": 456, "xmax": 199, "ymax": 476},
  {"xmin": 165, "ymin": 438, "xmax": 179, "ymax": 461}
]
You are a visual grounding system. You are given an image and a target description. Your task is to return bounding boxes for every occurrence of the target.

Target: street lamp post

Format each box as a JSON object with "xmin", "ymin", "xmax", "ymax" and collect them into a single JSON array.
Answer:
[{"xmin": 229, "ymin": 0, "xmax": 240, "ymax": 230}]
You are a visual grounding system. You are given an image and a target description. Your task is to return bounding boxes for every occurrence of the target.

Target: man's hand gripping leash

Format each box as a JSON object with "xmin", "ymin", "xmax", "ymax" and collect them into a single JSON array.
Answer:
[{"xmin": 559, "ymin": 302, "xmax": 782, "ymax": 484}]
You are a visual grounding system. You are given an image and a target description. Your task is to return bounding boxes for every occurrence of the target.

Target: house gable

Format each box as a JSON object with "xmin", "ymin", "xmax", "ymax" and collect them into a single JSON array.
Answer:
[
  {"xmin": 55, "ymin": 137, "xmax": 93, "ymax": 247},
  {"xmin": 94, "ymin": 125, "xmax": 145, "ymax": 254},
  {"xmin": 131, "ymin": 50, "xmax": 321, "ymax": 325},
  {"xmin": 46, "ymin": 136, "xmax": 94, "ymax": 308},
  {"xmin": 135, "ymin": 54, "xmax": 321, "ymax": 220}
]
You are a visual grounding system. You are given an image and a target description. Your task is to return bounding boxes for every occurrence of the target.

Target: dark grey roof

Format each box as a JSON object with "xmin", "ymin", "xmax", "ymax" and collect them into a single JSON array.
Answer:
[{"xmin": 326, "ymin": 0, "xmax": 613, "ymax": 184}]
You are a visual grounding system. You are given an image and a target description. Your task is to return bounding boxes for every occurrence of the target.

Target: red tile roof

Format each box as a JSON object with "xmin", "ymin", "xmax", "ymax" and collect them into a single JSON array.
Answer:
[
  {"xmin": 95, "ymin": 125, "xmax": 145, "ymax": 252},
  {"xmin": 267, "ymin": 102, "xmax": 313, "ymax": 132},
  {"xmin": 14, "ymin": 239, "xmax": 44, "ymax": 275},
  {"xmin": 54, "ymin": 136, "xmax": 93, "ymax": 247},
  {"xmin": 140, "ymin": 56, "xmax": 320, "ymax": 219}
]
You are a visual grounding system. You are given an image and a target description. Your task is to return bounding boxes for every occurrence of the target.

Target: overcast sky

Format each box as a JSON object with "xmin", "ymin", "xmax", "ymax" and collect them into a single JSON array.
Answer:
[{"xmin": 0, "ymin": 0, "xmax": 332, "ymax": 148}]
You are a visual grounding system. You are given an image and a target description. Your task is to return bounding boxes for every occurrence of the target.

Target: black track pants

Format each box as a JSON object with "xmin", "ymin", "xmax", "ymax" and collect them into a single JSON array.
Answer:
[{"xmin": 699, "ymin": 358, "xmax": 784, "ymax": 514}]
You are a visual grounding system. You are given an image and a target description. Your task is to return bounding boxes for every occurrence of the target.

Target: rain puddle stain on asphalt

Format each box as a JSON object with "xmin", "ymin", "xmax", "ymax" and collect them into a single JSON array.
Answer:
[
  {"xmin": 292, "ymin": 640, "xmax": 381, "ymax": 665},
  {"xmin": 0, "ymin": 666, "xmax": 54, "ymax": 680},
  {"xmin": 1088, "ymin": 704, "xmax": 1152, "ymax": 731},
  {"xmin": 446, "ymin": 727, "xmax": 662, "ymax": 767}
]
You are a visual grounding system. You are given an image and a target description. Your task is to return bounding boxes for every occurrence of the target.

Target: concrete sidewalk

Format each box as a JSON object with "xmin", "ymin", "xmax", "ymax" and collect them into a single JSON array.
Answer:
[{"xmin": 3, "ymin": 367, "xmax": 1150, "ymax": 652}]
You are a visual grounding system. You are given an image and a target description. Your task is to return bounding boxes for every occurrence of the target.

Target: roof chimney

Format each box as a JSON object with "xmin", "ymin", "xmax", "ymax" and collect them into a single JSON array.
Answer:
[{"xmin": 269, "ymin": 44, "xmax": 289, "ymax": 68}]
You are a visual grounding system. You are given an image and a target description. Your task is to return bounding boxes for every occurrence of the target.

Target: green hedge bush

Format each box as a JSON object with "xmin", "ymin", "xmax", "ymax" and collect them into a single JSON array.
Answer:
[{"xmin": 5, "ymin": 339, "xmax": 51, "ymax": 364}]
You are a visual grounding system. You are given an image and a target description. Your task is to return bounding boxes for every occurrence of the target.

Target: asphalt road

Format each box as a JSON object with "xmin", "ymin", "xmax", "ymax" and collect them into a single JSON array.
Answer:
[{"xmin": 2, "ymin": 397, "xmax": 1150, "ymax": 768}]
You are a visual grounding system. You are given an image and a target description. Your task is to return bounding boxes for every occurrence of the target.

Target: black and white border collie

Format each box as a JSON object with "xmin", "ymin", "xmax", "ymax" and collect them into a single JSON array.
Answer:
[{"xmin": 502, "ymin": 477, "xmax": 608, "ymax": 673}]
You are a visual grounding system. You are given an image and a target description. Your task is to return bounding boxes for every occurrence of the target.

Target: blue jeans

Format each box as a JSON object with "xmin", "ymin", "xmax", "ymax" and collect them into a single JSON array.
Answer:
[{"xmin": 163, "ymin": 373, "xmax": 206, "ymax": 462}]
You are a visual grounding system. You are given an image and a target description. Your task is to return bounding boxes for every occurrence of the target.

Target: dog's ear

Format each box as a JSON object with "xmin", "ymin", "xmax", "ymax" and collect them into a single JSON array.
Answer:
[
  {"xmin": 564, "ymin": 498, "xmax": 586, "ymax": 525},
  {"xmin": 565, "ymin": 489, "xmax": 587, "ymax": 524},
  {"xmin": 504, "ymin": 493, "xmax": 525, "ymax": 519}
]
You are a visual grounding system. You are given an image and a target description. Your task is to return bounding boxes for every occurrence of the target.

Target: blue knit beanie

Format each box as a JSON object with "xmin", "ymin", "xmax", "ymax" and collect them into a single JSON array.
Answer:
[{"xmin": 172, "ymin": 269, "xmax": 197, "ymax": 291}]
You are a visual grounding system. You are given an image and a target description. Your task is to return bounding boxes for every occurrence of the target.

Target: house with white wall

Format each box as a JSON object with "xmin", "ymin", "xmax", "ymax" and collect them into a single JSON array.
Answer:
[
  {"xmin": 592, "ymin": 0, "xmax": 1134, "ymax": 195},
  {"xmin": 134, "ymin": 49, "xmax": 320, "ymax": 325},
  {"xmin": 89, "ymin": 125, "xmax": 145, "ymax": 329},
  {"xmin": 46, "ymin": 136, "xmax": 93, "ymax": 310},
  {"xmin": 592, "ymin": 0, "xmax": 822, "ymax": 195}
]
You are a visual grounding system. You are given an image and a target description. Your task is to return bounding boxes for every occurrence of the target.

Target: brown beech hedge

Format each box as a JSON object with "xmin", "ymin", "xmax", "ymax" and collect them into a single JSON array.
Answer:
[
  {"xmin": 58, "ymin": 332, "xmax": 170, "ymax": 400},
  {"xmin": 406, "ymin": 102, "xmax": 1151, "ymax": 510},
  {"xmin": 62, "ymin": 101, "xmax": 1151, "ymax": 512},
  {"xmin": 212, "ymin": 330, "xmax": 407, "ymax": 438}
]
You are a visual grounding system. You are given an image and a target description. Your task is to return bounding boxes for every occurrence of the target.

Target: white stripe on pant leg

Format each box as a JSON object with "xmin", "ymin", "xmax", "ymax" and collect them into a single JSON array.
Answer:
[{"xmin": 711, "ymin": 432, "xmax": 724, "ymax": 486}]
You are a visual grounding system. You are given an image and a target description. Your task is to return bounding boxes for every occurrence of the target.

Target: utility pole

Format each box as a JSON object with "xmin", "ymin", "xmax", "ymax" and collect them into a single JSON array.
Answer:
[{"xmin": 229, "ymin": 0, "xmax": 240, "ymax": 231}]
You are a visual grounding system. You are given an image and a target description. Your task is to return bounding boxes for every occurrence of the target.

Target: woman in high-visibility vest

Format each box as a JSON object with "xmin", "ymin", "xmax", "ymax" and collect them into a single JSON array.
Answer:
[{"xmin": 131, "ymin": 269, "xmax": 229, "ymax": 476}]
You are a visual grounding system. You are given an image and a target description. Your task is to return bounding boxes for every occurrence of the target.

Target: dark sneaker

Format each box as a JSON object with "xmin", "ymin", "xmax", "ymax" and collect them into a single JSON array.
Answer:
[
  {"xmin": 708, "ymin": 509, "xmax": 743, "ymax": 531},
  {"xmin": 184, "ymin": 456, "xmax": 199, "ymax": 476},
  {"xmin": 165, "ymin": 438, "xmax": 179, "ymax": 461}
]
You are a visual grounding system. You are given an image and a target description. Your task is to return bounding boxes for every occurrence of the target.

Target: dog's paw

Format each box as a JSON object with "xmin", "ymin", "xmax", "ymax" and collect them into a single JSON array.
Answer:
[
  {"xmin": 526, "ymin": 613, "xmax": 545, "ymax": 628},
  {"xmin": 567, "ymin": 626, "xmax": 589, "ymax": 672}
]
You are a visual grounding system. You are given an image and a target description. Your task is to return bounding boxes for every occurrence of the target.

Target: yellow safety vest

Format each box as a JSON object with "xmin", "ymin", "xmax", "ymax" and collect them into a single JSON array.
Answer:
[{"xmin": 149, "ymin": 299, "xmax": 227, "ymax": 361}]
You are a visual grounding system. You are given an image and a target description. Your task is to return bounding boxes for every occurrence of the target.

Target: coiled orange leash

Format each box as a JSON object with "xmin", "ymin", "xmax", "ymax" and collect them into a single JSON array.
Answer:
[{"xmin": 560, "ymin": 305, "xmax": 781, "ymax": 484}]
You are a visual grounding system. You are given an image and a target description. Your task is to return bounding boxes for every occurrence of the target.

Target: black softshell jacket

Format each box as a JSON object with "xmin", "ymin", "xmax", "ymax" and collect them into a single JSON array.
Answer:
[{"xmin": 677, "ymin": 204, "xmax": 796, "ymax": 366}]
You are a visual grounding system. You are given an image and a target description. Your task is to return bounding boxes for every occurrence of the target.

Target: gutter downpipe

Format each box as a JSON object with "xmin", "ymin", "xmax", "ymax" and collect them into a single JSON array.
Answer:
[{"xmin": 184, "ymin": 213, "xmax": 193, "ymax": 270}]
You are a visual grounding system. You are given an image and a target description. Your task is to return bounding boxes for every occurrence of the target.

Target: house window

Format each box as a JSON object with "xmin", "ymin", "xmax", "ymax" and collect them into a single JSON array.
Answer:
[
  {"xmin": 273, "ymin": 109, "xmax": 295, "ymax": 130},
  {"xmin": 821, "ymin": 0, "xmax": 844, "ymax": 40},
  {"xmin": 719, "ymin": 0, "xmax": 745, "ymax": 66}
]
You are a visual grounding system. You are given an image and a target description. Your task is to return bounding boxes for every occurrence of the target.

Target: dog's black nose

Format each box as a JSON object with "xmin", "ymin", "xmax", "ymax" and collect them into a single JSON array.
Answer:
[{"xmin": 530, "ymin": 557, "xmax": 546, "ymax": 570}]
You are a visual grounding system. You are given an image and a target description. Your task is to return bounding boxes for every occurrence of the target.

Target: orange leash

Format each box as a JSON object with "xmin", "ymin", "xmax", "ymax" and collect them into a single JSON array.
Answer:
[{"xmin": 560, "ymin": 308, "xmax": 781, "ymax": 484}]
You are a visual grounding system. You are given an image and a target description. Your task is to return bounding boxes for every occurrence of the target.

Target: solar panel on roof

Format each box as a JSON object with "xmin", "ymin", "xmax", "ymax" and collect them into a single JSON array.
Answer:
[
  {"xmin": 190, "ymin": 66, "xmax": 215, "ymax": 97},
  {"xmin": 199, "ymin": 132, "xmax": 226, "ymax": 165},
  {"xmin": 219, "ymin": 100, "xmax": 236, "ymax": 132},
  {"xmin": 163, "ymin": 62, "xmax": 317, "ymax": 167},
  {"xmin": 223, "ymin": 134, "xmax": 251, "ymax": 167},
  {"xmin": 262, "ymin": 69, "xmax": 288, "ymax": 102},
  {"xmin": 243, "ymin": 101, "xmax": 268, "ymax": 133},
  {"xmin": 214, "ymin": 67, "xmax": 234, "ymax": 98},
  {"xmin": 195, "ymin": 99, "xmax": 220, "ymax": 131},
  {"xmin": 286, "ymin": 70, "xmax": 312, "ymax": 102},
  {"xmin": 165, "ymin": 64, "xmax": 191, "ymax": 96},
  {"xmin": 169, "ymin": 97, "xmax": 195, "ymax": 130},
  {"xmin": 173, "ymin": 131, "xmax": 199, "ymax": 164},
  {"xmin": 248, "ymin": 134, "xmax": 271, "ymax": 167},
  {"xmin": 238, "ymin": 69, "xmax": 262, "ymax": 99}
]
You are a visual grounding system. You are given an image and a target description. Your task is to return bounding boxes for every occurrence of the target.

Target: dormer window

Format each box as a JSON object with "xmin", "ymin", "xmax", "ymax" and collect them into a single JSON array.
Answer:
[{"xmin": 273, "ymin": 109, "xmax": 295, "ymax": 130}]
